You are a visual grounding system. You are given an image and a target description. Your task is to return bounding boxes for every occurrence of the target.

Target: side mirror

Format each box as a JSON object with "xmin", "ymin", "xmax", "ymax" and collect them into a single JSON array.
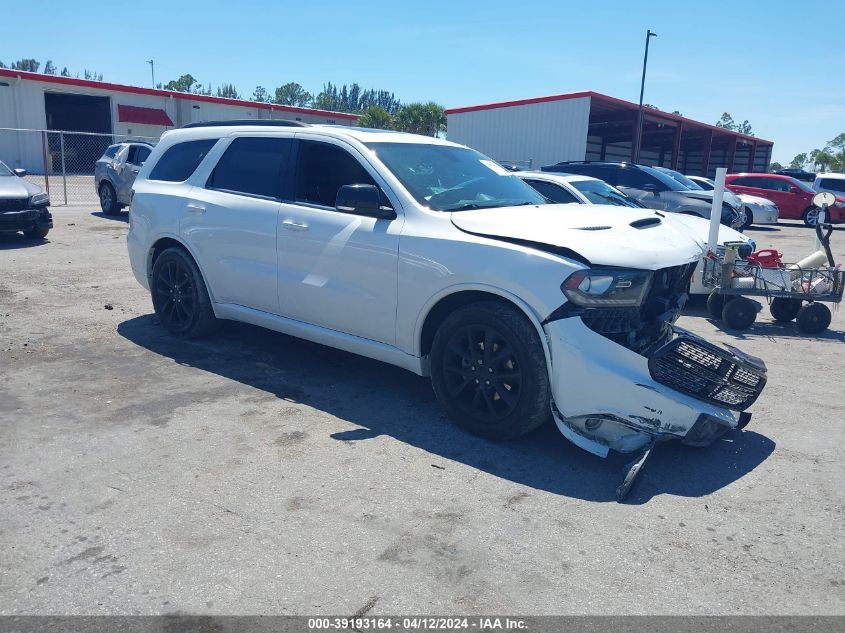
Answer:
[
  {"xmin": 13, "ymin": 168, "xmax": 27, "ymax": 177},
  {"xmin": 336, "ymin": 184, "xmax": 395, "ymax": 219}
]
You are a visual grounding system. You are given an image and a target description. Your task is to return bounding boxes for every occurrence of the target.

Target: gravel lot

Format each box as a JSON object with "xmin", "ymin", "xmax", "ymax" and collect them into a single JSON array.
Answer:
[{"xmin": 1, "ymin": 206, "xmax": 843, "ymax": 615}]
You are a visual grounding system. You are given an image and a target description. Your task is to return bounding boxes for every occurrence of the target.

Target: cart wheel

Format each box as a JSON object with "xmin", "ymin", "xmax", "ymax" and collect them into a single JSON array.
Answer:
[
  {"xmin": 796, "ymin": 303, "xmax": 831, "ymax": 335},
  {"xmin": 722, "ymin": 297, "xmax": 757, "ymax": 330},
  {"xmin": 769, "ymin": 297, "xmax": 802, "ymax": 322},
  {"xmin": 707, "ymin": 291, "xmax": 727, "ymax": 319}
]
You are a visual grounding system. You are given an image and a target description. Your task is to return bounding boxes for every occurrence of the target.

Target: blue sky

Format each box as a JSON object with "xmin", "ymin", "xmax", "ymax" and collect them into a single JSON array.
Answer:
[{"xmin": 6, "ymin": 0, "xmax": 844, "ymax": 163}]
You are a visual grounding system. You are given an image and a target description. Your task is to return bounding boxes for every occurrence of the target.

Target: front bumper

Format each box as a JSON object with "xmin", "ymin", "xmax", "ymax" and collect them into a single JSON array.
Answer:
[
  {"xmin": 749, "ymin": 203, "xmax": 779, "ymax": 225},
  {"xmin": 544, "ymin": 318, "xmax": 766, "ymax": 457},
  {"xmin": 0, "ymin": 206, "xmax": 52, "ymax": 232}
]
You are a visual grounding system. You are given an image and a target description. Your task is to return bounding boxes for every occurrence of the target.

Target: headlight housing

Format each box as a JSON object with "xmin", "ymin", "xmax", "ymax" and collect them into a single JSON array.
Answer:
[
  {"xmin": 29, "ymin": 192, "xmax": 49, "ymax": 207},
  {"xmin": 562, "ymin": 268, "xmax": 653, "ymax": 307}
]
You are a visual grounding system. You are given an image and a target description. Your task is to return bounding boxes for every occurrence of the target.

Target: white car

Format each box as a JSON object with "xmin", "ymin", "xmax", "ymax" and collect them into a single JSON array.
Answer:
[
  {"xmin": 813, "ymin": 172, "xmax": 845, "ymax": 198},
  {"xmin": 515, "ymin": 171, "xmax": 755, "ymax": 295},
  {"xmin": 127, "ymin": 121, "xmax": 766, "ymax": 490},
  {"xmin": 688, "ymin": 175, "xmax": 779, "ymax": 228}
]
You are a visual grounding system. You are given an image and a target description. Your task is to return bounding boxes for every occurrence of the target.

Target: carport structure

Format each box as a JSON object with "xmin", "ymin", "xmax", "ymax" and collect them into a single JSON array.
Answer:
[{"xmin": 445, "ymin": 91, "xmax": 773, "ymax": 177}]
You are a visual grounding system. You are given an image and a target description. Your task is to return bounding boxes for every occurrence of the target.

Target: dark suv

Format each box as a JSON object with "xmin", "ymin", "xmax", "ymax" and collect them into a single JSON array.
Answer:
[{"xmin": 542, "ymin": 161, "xmax": 742, "ymax": 227}]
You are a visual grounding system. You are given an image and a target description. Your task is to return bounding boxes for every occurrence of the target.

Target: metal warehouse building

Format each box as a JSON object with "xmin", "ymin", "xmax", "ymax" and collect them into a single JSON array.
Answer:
[
  {"xmin": 445, "ymin": 91, "xmax": 773, "ymax": 177},
  {"xmin": 0, "ymin": 68, "xmax": 358, "ymax": 174}
]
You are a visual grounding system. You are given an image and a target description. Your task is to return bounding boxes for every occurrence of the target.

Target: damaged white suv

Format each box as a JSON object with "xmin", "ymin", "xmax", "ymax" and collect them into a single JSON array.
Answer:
[{"xmin": 127, "ymin": 121, "xmax": 767, "ymax": 497}]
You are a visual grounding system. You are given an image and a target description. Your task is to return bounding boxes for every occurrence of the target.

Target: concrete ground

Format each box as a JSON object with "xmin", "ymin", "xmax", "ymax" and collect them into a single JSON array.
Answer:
[{"xmin": 1, "ymin": 206, "xmax": 843, "ymax": 615}]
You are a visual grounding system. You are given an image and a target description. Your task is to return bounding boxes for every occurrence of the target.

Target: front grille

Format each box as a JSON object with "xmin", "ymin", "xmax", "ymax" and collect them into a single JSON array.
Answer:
[
  {"xmin": 0, "ymin": 198, "xmax": 29, "ymax": 212},
  {"xmin": 648, "ymin": 333, "xmax": 766, "ymax": 410}
]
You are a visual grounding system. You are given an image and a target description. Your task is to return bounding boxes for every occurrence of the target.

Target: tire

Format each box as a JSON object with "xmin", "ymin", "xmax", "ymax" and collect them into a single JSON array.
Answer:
[
  {"xmin": 796, "ymin": 303, "xmax": 831, "ymax": 335},
  {"xmin": 802, "ymin": 206, "xmax": 820, "ymax": 227},
  {"xmin": 721, "ymin": 296, "xmax": 757, "ymax": 330},
  {"xmin": 23, "ymin": 225, "xmax": 50, "ymax": 239},
  {"xmin": 740, "ymin": 207, "xmax": 754, "ymax": 231},
  {"xmin": 150, "ymin": 247, "xmax": 218, "ymax": 338},
  {"xmin": 707, "ymin": 291, "xmax": 726, "ymax": 320},
  {"xmin": 430, "ymin": 300, "xmax": 551, "ymax": 441},
  {"xmin": 99, "ymin": 182, "xmax": 120, "ymax": 215},
  {"xmin": 769, "ymin": 297, "xmax": 802, "ymax": 322}
]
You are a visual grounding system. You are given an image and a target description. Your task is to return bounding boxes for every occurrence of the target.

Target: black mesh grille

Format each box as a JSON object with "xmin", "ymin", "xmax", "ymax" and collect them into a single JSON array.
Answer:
[
  {"xmin": 0, "ymin": 198, "xmax": 29, "ymax": 212},
  {"xmin": 649, "ymin": 334, "xmax": 766, "ymax": 410}
]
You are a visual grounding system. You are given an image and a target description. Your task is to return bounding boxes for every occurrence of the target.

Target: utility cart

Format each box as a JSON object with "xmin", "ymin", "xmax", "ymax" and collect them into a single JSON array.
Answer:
[{"xmin": 703, "ymin": 221, "xmax": 843, "ymax": 334}]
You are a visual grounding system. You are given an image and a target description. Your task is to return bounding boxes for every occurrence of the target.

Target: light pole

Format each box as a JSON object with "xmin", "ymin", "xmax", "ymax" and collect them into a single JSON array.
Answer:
[
  {"xmin": 632, "ymin": 29, "xmax": 657, "ymax": 164},
  {"xmin": 146, "ymin": 59, "xmax": 155, "ymax": 88}
]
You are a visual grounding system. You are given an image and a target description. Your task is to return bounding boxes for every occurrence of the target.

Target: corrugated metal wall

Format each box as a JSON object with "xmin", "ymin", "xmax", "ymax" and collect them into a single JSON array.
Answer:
[{"xmin": 446, "ymin": 97, "xmax": 591, "ymax": 168}]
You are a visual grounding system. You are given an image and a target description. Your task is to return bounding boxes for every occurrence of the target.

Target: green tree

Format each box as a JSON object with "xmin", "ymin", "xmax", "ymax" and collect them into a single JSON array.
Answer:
[
  {"xmin": 810, "ymin": 148, "xmax": 836, "ymax": 171},
  {"xmin": 274, "ymin": 82, "xmax": 312, "ymax": 107},
  {"xmin": 216, "ymin": 83, "xmax": 240, "ymax": 99},
  {"xmin": 252, "ymin": 86, "xmax": 270, "ymax": 102},
  {"xmin": 769, "ymin": 161, "xmax": 784, "ymax": 172},
  {"xmin": 43, "ymin": 60, "xmax": 56, "ymax": 75},
  {"xmin": 358, "ymin": 106, "xmax": 393, "ymax": 130},
  {"xmin": 789, "ymin": 153, "xmax": 808, "ymax": 169},
  {"xmin": 393, "ymin": 102, "xmax": 446, "ymax": 137},
  {"xmin": 11, "ymin": 59, "xmax": 40, "ymax": 72},
  {"xmin": 715, "ymin": 112, "xmax": 736, "ymax": 130},
  {"xmin": 82, "ymin": 69, "xmax": 103, "ymax": 81},
  {"xmin": 737, "ymin": 120, "xmax": 753, "ymax": 136},
  {"xmin": 60, "ymin": 67, "xmax": 70, "ymax": 77},
  {"xmin": 164, "ymin": 74, "xmax": 199, "ymax": 93}
]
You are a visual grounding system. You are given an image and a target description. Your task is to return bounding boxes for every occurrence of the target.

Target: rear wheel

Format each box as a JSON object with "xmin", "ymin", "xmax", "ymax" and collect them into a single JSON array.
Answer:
[
  {"xmin": 796, "ymin": 303, "xmax": 831, "ymax": 334},
  {"xmin": 430, "ymin": 301, "xmax": 550, "ymax": 440},
  {"xmin": 769, "ymin": 297, "xmax": 802, "ymax": 322},
  {"xmin": 722, "ymin": 296, "xmax": 757, "ymax": 330},
  {"xmin": 99, "ymin": 182, "xmax": 120, "ymax": 215},
  {"xmin": 151, "ymin": 247, "xmax": 217, "ymax": 338},
  {"xmin": 802, "ymin": 206, "xmax": 820, "ymax": 227}
]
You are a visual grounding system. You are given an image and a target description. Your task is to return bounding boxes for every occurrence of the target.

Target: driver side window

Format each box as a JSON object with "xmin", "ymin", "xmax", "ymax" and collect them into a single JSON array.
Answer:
[{"xmin": 294, "ymin": 140, "xmax": 378, "ymax": 208}]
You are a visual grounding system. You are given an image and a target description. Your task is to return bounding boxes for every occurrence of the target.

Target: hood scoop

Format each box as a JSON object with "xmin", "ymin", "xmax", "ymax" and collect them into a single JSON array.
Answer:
[{"xmin": 630, "ymin": 217, "xmax": 662, "ymax": 229}]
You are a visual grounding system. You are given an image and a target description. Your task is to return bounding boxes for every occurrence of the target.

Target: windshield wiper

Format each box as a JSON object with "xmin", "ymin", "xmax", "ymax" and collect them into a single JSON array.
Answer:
[{"xmin": 445, "ymin": 201, "xmax": 535, "ymax": 212}]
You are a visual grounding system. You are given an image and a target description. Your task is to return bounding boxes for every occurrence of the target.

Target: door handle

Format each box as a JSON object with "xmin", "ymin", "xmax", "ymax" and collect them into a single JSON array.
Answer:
[
  {"xmin": 282, "ymin": 220, "xmax": 308, "ymax": 232},
  {"xmin": 186, "ymin": 203, "xmax": 206, "ymax": 214}
]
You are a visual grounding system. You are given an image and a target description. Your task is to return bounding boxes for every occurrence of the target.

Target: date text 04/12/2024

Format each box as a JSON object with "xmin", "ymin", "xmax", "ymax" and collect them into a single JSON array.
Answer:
[{"xmin": 307, "ymin": 617, "xmax": 528, "ymax": 630}]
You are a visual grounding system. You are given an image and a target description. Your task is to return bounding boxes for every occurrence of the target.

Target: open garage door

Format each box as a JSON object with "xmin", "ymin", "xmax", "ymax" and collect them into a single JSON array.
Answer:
[{"xmin": 44, "ymin": 92, "xmax": 112, "ymax": 174}]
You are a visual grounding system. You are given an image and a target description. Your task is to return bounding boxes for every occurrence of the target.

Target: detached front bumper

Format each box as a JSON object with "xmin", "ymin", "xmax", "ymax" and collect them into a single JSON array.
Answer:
[
  {"xmin": 0, "ymin": 206, "xmax": 52, "ymax": 233},
  {"xmin": 544, "ymin": 318, "xmax": 766, "ymax": 457}
]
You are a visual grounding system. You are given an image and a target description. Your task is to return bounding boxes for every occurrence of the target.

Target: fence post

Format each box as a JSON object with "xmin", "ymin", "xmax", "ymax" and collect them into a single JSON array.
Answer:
[
  {"xmin": 60, "ymin": 132, "xmax": 68, "ymax": 205},
  {"xmin": 40, "ymin": 130, "xmax": 50, "ymax": 198}
]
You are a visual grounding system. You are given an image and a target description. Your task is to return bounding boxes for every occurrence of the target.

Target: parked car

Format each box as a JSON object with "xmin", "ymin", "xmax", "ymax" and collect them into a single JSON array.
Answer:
[
  {"xmin": 687, "ymin": 175, "xmax": 779, "ymax": 229},
  {"xmin": 813, "ymin": 172, "xmax": 845, "ymax": 198},
  {"xmin": 725, "ymin": 172, "xmax": 845, "ymax": 226},
  {"xmin": 542, "ymin": 161, "xmax": 743, "ymax": 229},
  {"xmin": 774, "ymin": 168, "xmax": 816, "ymax": 182},
  {"xmin": 516, "ymin": 171, "xmax": 754, "ymax": 295},
  {"xmin": 128, "ymin": 121, "xmax": 766, "ymax": 466},
  {"xmin": 0, "ymin": 160, "xmax": 52, "ymax": 239},
  {"xmin": 94, "ymin": 141, "xmax": 154, "ymax": 215}
]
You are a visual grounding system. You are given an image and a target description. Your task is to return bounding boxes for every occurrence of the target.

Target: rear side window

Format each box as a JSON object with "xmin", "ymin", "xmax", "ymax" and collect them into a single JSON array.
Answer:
[
  {"xmin": 731, "ymin": 176, "xmax": 762, "ymax": 187},
  {"xmin": 134, "ymin": 145, "xmax": 152, "ymax": 165},
  {"xmin": 762, "ymin": 177, "xmax": 791, "ymax": 191},
  {"xmin": 524, "ymin": 179, "xmax": 579, "ymax": 204},
  {"xmin": 820, "ymin": 178, "xmax": 845, "ymax": 193},
  {"xmin": 207, "ymin": 137, "xmax": 293, "ymax": 199},
  {"xmin": 294, "ymin": 140, "xmax": 376, "ymax": 207},
  {"xmin": 104, "ymin": 145, "xmax": 121, "ymax": 159},
  {"xmin": 149, "ymin": 139, "xmax": 217, "ymax": 182}
]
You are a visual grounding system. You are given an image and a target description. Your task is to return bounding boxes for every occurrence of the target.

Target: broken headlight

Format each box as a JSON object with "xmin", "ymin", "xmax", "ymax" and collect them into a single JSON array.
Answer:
[{"xmin": 561, "ymin": 268, "xmax": 653, "ymax": 307}]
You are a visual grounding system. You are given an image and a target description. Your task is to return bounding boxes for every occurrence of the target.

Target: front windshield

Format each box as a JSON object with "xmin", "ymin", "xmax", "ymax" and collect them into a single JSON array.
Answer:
[
  {"xmin": 570, "ymin": 179, "xmax": 641, "ymax": 207},
  {"xmin": 788, "ymin": 177, "xmax": 815, "ymax": 193},
  {"xmin": 366, "ymin": 142, "xmax": 546, "ymax": 211},
  {"xmin": 638, "ymin": 165, "xmax": 689, "ymax": 191},
  {"xmin": 661, "ymin": 168, "xmax": 704, "ymax": 190},
  {"xmin": 0, "ymin": 161, "xmax": 12, "ymax": 177}
]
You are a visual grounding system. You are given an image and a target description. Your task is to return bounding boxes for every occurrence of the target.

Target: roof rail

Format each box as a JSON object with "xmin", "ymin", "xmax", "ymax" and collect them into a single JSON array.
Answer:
[{"xmin": 181, "ymin": 119, "xmax": 310, "ymax": 129}]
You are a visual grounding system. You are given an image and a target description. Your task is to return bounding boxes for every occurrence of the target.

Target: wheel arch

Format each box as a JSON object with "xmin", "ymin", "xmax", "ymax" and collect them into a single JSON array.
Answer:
[
  {"xmin": 415, "ymin": 285, "xmax": 553, "ymax": 379},
  {"xmin": 147, "ymin": 235, "xmax": 215, "ymax": 302}
]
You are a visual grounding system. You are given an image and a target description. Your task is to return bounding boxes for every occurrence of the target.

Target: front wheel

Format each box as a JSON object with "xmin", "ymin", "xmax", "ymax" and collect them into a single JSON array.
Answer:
[
  {"xmin": 151, "ymin": 247, "xmax": 218, "ymax": 338},
  {"xmin": 796, "ymin": 303, "xmax": 831, "ymax": 334},
  {"xmin": 740, "ymin": 207, "xmax": 754, "ymax": 231},
  {"xmin": 722, "ymin": 296, "xmax": 757, "ymax": 330},
  {"xmin": 802, "ymin": 206, "xmax": 820, "ymax": 227},
  {"xmin": 430, "ymin": 301, "xmax": 550, "ymax": 440},
  {"xmin": 23, "ymin": 225, "xmax": 50, "ymax": 239}
]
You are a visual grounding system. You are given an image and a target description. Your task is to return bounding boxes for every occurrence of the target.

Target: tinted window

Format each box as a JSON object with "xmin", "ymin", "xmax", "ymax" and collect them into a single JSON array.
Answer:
[
  {"xmin": 820, "ymin": 178, "xmax": 845, "ymax": 193},
  {"xmin": 295, "ymin": 141, "xmax": 377, "ymax": 207},
  {"xmin": 134, "ymin": 146, "xmax": 152, "ymax": 165},
  {"xmin": 570, "ymin": 179, "xmax": 642, "ymax": 207},
  {"xmin": 524, "ymin": 179, "xmax": 580, "ymax": 204},
  {"xmin": 208, "ymin": 137, "xmax": 292, "ymax": 198},
  {"xmin": 693, "ymin": 178, "xmax": 715, "ymax": 190},
  {"xmin": 762, "ymin": 177, "xmax": 792, "ymax": 192},
  {"xmin": 731, "ymin": 176, "xmax": 763, "ymax": 187},
  {"xmin": 149, "ymin": 139, "xmax": 217, "ymax": 182}
]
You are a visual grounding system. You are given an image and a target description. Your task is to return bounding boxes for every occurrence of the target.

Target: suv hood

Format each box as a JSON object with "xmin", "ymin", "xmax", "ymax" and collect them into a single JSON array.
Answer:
[
  {"xmin": 450, "ymin": 204, "xmax": 704, "ymax": 270},
  {"xmin": 0, "ymin": 176, "xmax": 40, "ymax": 200}
]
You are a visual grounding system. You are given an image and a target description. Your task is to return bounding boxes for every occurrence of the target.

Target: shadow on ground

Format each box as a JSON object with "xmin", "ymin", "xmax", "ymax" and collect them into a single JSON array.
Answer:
[
  {"xmin": 0, "ymin": 232, "xmax": 49, "ymax": 250},
  {"xmin": 118, "ymin": 315, "xmax": 775, "ymax": 504},
  {"xmin": 91, "ymin": 211, "xmax": 129, "ymax": 223}
]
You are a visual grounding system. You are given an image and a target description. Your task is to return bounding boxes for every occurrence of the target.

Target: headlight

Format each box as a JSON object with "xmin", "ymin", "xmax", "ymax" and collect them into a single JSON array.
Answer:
[
  {"xmin": 562, "ymin": 268, "xmax": 653, "ymax": 307},
  {"xmin": 29, "ymin": 192, "xmax": 49, "ymax": 207}
]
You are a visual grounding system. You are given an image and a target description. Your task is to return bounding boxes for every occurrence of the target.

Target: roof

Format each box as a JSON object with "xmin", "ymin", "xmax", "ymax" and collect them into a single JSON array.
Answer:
[
  {"xmin": 445, "ymin": 90, "xmax": 772, "ymax": 145},
  {"xmin": 0, "ymin": 68, "xmax": 359, "ymax": 121},
  {"xmin": 117, "ymin": 104, "xmax": 174, "ymax": 126}
]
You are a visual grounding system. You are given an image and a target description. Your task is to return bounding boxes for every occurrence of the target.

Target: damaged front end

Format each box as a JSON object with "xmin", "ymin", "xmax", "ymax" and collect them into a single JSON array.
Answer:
[{"xmin": 544, "ymin": 262, "xmax": 767, "ymax": 463}]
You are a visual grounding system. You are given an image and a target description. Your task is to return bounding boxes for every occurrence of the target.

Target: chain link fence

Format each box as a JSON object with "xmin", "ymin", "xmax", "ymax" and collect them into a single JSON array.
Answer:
[{"xmin": 0, "ymin": 128, "xmax": 160, "ymax": 206}]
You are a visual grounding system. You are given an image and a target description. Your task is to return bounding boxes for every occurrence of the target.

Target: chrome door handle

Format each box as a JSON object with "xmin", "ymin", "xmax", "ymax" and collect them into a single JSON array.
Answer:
[
  {"xmin": 186, "ymin": 203, "xmax": 206, "ymax": 214},
  {"xmin": 282, "ymin": 220, "xmax": 308, "ymax": 232}
]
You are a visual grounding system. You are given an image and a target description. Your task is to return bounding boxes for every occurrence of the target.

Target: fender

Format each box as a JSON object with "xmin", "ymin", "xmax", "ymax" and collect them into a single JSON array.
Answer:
[{"xmin": 145, "ymin": 232, "xmax": 220, "ymax": 306}]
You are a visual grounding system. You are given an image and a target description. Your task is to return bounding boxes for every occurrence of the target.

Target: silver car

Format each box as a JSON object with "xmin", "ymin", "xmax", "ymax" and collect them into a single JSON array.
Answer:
[
  {"xmin": 94, "ymin": 142, "xmax": 153, "ymax": 215},
  {"xmin": 0, "ymin": 160, "xmax": 52, "ymax": 238}
]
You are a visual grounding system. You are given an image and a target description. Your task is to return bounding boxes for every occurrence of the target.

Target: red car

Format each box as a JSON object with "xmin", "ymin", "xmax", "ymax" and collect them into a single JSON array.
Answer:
[{"xmin": 725, "ymin": 172, "xmax": 845, "ymax": 226}]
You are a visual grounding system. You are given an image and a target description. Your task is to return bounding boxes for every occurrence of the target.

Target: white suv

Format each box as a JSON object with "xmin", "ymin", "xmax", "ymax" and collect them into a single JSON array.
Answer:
[{"xmin": 127, "ymin": 121, "xmax": 766, "ymax": 490}]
